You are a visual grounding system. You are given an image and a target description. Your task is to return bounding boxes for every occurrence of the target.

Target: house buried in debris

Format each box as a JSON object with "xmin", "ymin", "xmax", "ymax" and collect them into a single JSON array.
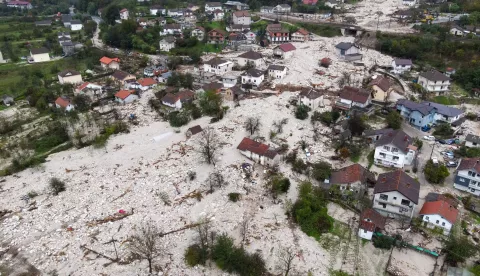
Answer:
[
  {"xmin": 237, "ymin": 137, "xmax": 279, "ymax": 166},
  {"xmin": 358, "ymin": 208, "xmax": 387, "ymax": 240},
  {"xmin": 326, "ymin": 163, "xmax": 375, "ymax": 194},
  {"xmin": 419, "ymin": 199, "xmax": 459, "ymax": 235}
]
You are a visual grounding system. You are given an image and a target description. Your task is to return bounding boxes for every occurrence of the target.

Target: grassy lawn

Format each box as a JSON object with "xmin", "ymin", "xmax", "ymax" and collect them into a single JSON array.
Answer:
[
  {"xmin": 433, "ymin": 95, "xmax": 458, "ymax": 105},
  {"xmin": 251, "ymin": 20, "xmax": 269, "ymax": 31},
  {"xmin": 200, "ymin": 21, "xmax": 227, "ymax": 30}
]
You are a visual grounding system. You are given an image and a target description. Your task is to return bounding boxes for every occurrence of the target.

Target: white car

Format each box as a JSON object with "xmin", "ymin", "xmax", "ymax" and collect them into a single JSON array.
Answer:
[
  {"xmin": 432, "ymin": 157, "xmax": 439, "ymax": 164},
  {"xmin": 423, "ymin": 135, "xmax": 435, "ymax": 141}
]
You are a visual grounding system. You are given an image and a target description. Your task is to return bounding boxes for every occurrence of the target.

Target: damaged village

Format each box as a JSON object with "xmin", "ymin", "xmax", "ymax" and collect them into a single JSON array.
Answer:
[{"xmin": 1, "ymin": 0, "xmax": 480, "ymax": 275}]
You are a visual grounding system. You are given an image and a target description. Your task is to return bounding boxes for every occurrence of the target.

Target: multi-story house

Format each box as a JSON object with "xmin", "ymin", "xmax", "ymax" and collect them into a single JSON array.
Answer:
[
  {"xmin": 267, "ymin": 64, "xmax": 287, "ymax": 79},
  {"xmin": 425, "ymin": 101, "xmax": 464, "ymax": 123},
  {"xmin": 334, "ymin": 86, "xmax": 371, "ymax": 110},
  {"xmin": 335, "ymin": 42, "xmax": 362, "ymax": 61},
  {"xmin": 465, "ymin": 134, "xmax": 480, "ymax": 148},
  {"xmin": 373, "ymin": 170, "xmax": 420, "ymax": 219},
  {"xmin": 241, "ymin": 69, "xmax": 264, "ymax": 88},
  {"xmin": 418, "ymin": 70, "xmax": 451, "ymax": 95},
  {"xmin": 150, "ymin": 5, "xmax": 166, "ymax": 15},
  {"xmin": 260, "ymin": 6, "xmax": 274, "ymax": 13},
  {"xmin": 207, "ymin": 29, "xmax": 227, "ymax": 44},
  {"xmin": 236, "ymin": 50, "xmax": 264, "ymax": 67},
  {"xmin": 373, "ymin": 129, "xmax": 416, "ymax": 168},
  {"xmin": 203, "ymin": 57, "xmax": 234, "ymax": 75},
  {"xmin": 273, "ymin": 4, "xmax": 291, "ymax": 13},
  {"xmin": 291, "ymin": 28, "xmax": 310, "ymax": 42},
  {"xmin": 298, "ymin": 87, "xmax": 325, "ymax": 109},
  {"xmin": 120, "ymin": 8, "xmax": 129, "ymax": 20},
  {"xmin": 454, "ymin": 158, "xmax": 480, "ymax": 196},
  {"xmin": 266, "ymin": 24, "xmax": 290, "ymax": 44},
  {"xmin": 160, "ymin": 24, "xmax": 182, "ymax": 35},
  {"xmin": 391, "ymin": 58, "xmax": 412, "ymax": 74},
  {"xmin": 368, "ymin": 76, "xmax": 393, "ymax": 103},
  {"xmin": 233, "ymin": 11, "xmax": 251, "ymax": 25},
  {"xmin": 396, "ymin": 99, "xmax": 436, "ymax": 129},
  {"xmin": 159, "ymin": 36, "xmax": 176, "ymax": 52},
  {"xmin": 191, "ymin": 27, "xmax": 205, "ymax": 41},
  {"xmin": 419, "ymin": 199, "xmax": 458, "ymax": 235},
  {"xmin": 205, "ymin": 2, "xmax": 223, "ymax": 12},
  {"xmin": 213, "ymin": 9, "xmax": 225, "ymax": 21}
]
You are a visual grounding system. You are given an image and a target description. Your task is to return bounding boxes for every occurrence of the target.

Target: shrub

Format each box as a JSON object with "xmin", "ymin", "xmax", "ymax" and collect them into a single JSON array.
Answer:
[
  {"xmin": 423, "ymin": 160, "xmax": 449, "ymax": 184},
  {"xmin": 367, "ymin": 150, "xmax": 375, "ymax": 169},
  {"xmin": 27, "ymin": 191, "xmax": 38, "ymax": 198},
  {"xmin": 295, "ymin": 104, "xmax": 310, "ymax": 120},
  {"xmin": 228, "ymin": 192, "xmax": 241, "ymax": 202},
  {"xmin": 465, "ymin": 112, "xmax": 477, "ymax": 121},
  {"xmin": 413, "ymin": 137, "xmax": 423, "ymax": 150},
  {"xmin": 169, "ymin": 111, "xmax": 190, "ymax": 127},
  {"xmin": 184, "ymin": 244, "xmax": 208, "ymax": 267},
  {"xmin": 373, "ymin": 235, "xmax": 394, "ymax": 249},
  {"xmin": 311, "ymin": 161, "xmax": 332, "ymax": 182},
  {"xmin": 311, "ymin": 111, "xmax": 340, "ymax": 126},
  {"xmin": 432, "ymin": 123, "xmax": 454, "ymax": 138},
  {"xmin": 292, "ymin": 158, "xmax": 308, "ymax": 173},
  {"xmin": 49, "ymin": 177, "xmax": 66, "ymax": 195},
  {"xmin": 386, "ymin": 111, "xmax": 402, "ymax": 129}
]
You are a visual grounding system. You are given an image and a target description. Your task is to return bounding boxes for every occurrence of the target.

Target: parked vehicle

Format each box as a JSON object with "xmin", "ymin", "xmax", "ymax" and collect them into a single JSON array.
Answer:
[
  {"xmin": 432, "ymin": 157, "xmax": 439, "ymax": 164},
  {"xmin": 423, "ymin": 135, "xmax": 435, "ymax": 141},
  {"xmin": 421, "ymin": 125, "xmax": 431, "ymax": 132},
  {"xmin": 446, "ymin": 161, "xmax": 458, "ymax": 167}
]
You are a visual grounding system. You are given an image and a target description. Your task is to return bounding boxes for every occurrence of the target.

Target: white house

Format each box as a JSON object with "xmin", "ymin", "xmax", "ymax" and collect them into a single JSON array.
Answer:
[
  {"xmin": 221, "ymin": 72, "xmax": 241, "ymax": 88},
  {"xmin": 453, "ymin": 158, "xmax": 480, "ymax": 196},
  {"xmin": 450, "ymin": 26, "xmax": 466, "ymax": 36},
  {"xmin": 70, "ymin": 20, "xmax": 83, "ymax": 31},
  {"xmin": 402, "ymin": 0, "xmax": 416, "ymax": 6},
  {"xmin": 260, "ymin": 6, "xmax": 274, "ymax": 13},
  {"xmin": 273, "ymin": 43, "xmax": 296, "ymax": 59},
  {"xmin": 335, "ymin": 86, "xmax": 371, "ymax": 110},
  {"xmin": 266, "ymin": 24, "xmax": 290, "ymax": 44},
  {"xmin": 58, "ymin": 69, "xmax": 83, "ymax": 84},
  {"xmin": 373, "ymin": 170, "xmax": 420, "ymax": 219},
  {"xmin": 7, "ymin": 1, "xmax": 32, "ymax": 9},
  {"xmin": 203, "ymin": 57, "xmax": 234, "ymax": 75},
  {"xmin": 237, "ymin": 137, "xmax": 280, "ymax": 166},
  {"xmin": 120, "ymin": 8, "xmax": 129, "ymax": 20},
  {"xmin": 115, "ymin": 90, "xmax": 139, "ymax": 104},
  {"xmin": 298, "ymin": 87, "xmax": 324, "ymax": 109},
  {"xmin": 391, "ymin": 58, "xmax": 412, "ymax": 74},
  {"xmin": 291, "ymin": 28, "xmax": 310, "ymax": 42},
  {"xmin": 267, "ymin": 64, "xmax": 287, "ymax": 79},
  {"xmin": 161, "ymin": 90, "xmax": 195, "ymax": 109},
  {"xmin": 373, "ymin": 129, "xmax": 416, "ymax": 168},
  {"xmin": 150, "ymin": 6, "xmax": 166, "ymax": 15},
  {"xmin": 55, "ymin": 97, "xmax": 74, "ymax": 112},
  {"xmin": 168, "ymin": 8, "xmax": 184, "ymax": 17},
  {"xmin": 241, "ymin": 69, "xmax": 264, "ymax": 88},
  {"xmin": 358, "ymin": 208, "xmax": 387, "ymax": 240},
  {"xmin": 75, "ymin": 82, "xmax": 102, "ymax": 95},
  {"xmin": 205, "ymin": 2, "xmax": 223, "ymax": 12},
  {"xmin": 213, "ymin": 9, "xmax": 225, "ymax": 21},
  {"xmin": 465, "ymin": 134, "xmax": 480, "ymax": 148},
  {"xmin": 192, "ymin": 27, "xmax": 205, "ymax": 40},
  {"xmin": 237, "ymin": 51, "xmax": 264, "ymax": 67},
  {"xmin": 159, "ymin": 36, "xmax": 176, "ymax": 52},
  {"xmin": 137, "ymin": 78, "xmax": 157, "ymax": 91},
  {"xmin": 335, "ymin": 42, "xmax": 362, "ymax": 61},
  {"xmin": 233, "ymin": 10, "xmax": 251, "ymax": 25},
  {"xmin": 419, "ymin": 200, "xmax": 458, "ymax": 235},
  {"xmin": 273, "ymin": 4, "xmax": 291, "ymax": 13},
  {"xmin": 99, "ymin": 56, "xmax": 120, "ymax": 70},
  {"xmin": 424, "ymin": 101, "xmax": 464, "ymax": 123},
  {"xmin": 30, "ymin": 48, "xmax": 50, "ymax": 63},
  {"xmin": 418, "ymin": 70, "xmax": 451, "ymax": 95},
  {"xmin": 160, "ymin": 24, "xmax": 182, "ymax": 35}
]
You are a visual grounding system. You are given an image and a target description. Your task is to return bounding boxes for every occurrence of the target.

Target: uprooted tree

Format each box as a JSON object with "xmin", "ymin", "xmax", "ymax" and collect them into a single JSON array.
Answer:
[
  {"xmin": 276, "ymin": 246, "xmax": 296, "ymax": 276},
  {"xmin": 197, "ymin": 127, "xmax": 221, "ymax": 165},
  {"xmin": 128, "ymin": 222, "xmax": 165, "ymax": 274},
  {"xmin": 244, "ymin": 117, "xmax": 261, "ymax": 135},
  {"xmin": 206, "ymin": 171, "xmax": 226, "ymax": 193}
]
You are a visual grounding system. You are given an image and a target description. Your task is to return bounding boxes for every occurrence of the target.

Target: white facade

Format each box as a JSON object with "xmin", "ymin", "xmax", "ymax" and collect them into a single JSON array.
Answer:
[
  {"xmin": 374, "ymin": 143, "xmax": 415, "ymax": 168},
  {"xmin": 205, "ymin": 3, "xmax": 222, "ymax": 12},
  {"xmin": 391, "ymin": 60, "xmax": 412, "ymax": 74},
  {"xmin": 159, "ymin": 40, "xmax": 175, "ymax": 52},
  {"xmin": 162, "ymin": 99, "xmax": 183, "ymax": 109},
  {"xmin": 213, "ymin": 10, "xmax": 225, "ymax": 21},
  {"xmin": 238, "ymin": 149, "xmax": 280, "ymax": 166},
  {"xmin": 150, "ymin": 7, "xmax": 166, "ymax": 15},
  {"xmin": 402, "ymin": 0, "xmax": 416, "ymax": 6},
  {"xmin": 203, "ymin": 61, "xmax": 234, "ymax": 75},
  {"xmin": 58, "ymin": 74, "xmax": 83, "ymax": 84},
  {"xmin": 221, "ymin": 75, "xmax": 238, "ymax": 88},
  {"xmin": 418, "ymin": 75, "xmax": 450, "ymax": 94},
  {"xmin": 421, "ymin": 214, "xmax": 452, "ymax": 235},
  {"xmin": 116, "ymin": 94, "xmax": 138, "ymax": 104},
  {"xmin": 273, "ymin": 47, "xmax": 293, "ymax": 59},
  {"xmin": 160, "ymin": 27, "xmax": 182, "ymax": 36},
  {"xmin": 56, "ymin": 103, "xmax": 75, "ymax": 112},
  {"xmin": 338, "ymin": 96, "xmax": 371, "ymax": 109},
  {"xmin": 237, "ymin": 57, "xmax": 263, "ymax": 67},
  {"xmin": 336, "ymin": 45, "xmax": 360, "ymax": 59},
  {"xmin": 120, "ymin": 10, "xmax": 129, "ymax": 20},
  {"xmin": 71, "ymin": 23, "xmax": 83, "ymax": 31},
  {"xmin": 373, "ymin": 191, "xmax": 416, "ymax": 218},
  {"xmin": 358, "ymin": 228, "xmax": 373, "ymax": 240},
  {"xmin": 466, "ymin": 140, "xmax": 480, "ymax": 148},
  {"xmin": 233, "ymin": 13, "xmax": 251, "ymax": 25},
  {"xmin": 274, "ymin": 5, "xmax": 291, "ymax": 13},
  {"xmin": 450, "ymin": 27, "xmax": 465, "ymax": 36},
  {"xmin": 241, "ymin": 74, "xmax": 264, "ymax": 87},
  {"xmin": 299, "ymin": 95, "xmax": 323, "ymax": 109},
  {"xmin": 454, "ymin": 169, "xmax": 480, "ymax": 196},
  {"xmin": 192, "ymin": 28, "xmax": 205, "ymax": 40},
  {"xmin": 31, "ymin": 52, "xmax": 50, "ymax": 63},
  {"xmin": 268, "ymin": 67, "xmax": 286, "ymax": 79}
]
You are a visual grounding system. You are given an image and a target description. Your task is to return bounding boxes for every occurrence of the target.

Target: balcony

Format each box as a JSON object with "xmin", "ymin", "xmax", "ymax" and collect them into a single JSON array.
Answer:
[
  {"xmin": 376, "ymin": 198, "xmax": 414, "ymax": 209},
  {"xmin": 334, "ymin": 101, "xmax": 350, "ymax": 110}
]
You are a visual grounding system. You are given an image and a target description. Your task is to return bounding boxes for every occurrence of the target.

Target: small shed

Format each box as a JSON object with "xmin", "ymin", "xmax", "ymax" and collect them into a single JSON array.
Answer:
[{"xmin": 186, "ymin": 125, "xmax": 203, "ymax": 137}]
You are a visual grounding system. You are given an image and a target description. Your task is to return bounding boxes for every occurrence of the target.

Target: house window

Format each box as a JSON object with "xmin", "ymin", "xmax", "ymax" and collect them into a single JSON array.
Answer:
[
  {"xmin": 383, "ymin": 146, "xmax": 390, "ymax": 151},
  {"xmin": 380, "ymin": 153, "xmax": 386, "ymax": 158},
  {"xmin": 401, "ymin": 199, "xmax": 410, "ymax": 206},
  {"xmin": 393, "ymin": 197, "xmax": 397, "ymax": 200},
  {"xmin": 459, "ymin": 178, "xmax": 465, "ymax": 182},
  {"xmin": 442, "ymin": 222, "xmax": 445, "ymax": 226},
  {"xmin": 468, "ymin": 171, "xmax": 474, "ymax": 176},
  {"xmin": 381, "ymin": 203, "xmax": 387, "ymax": 209},
  {"xmin": 436, "ymin": 220, "xmax": 439, "ymax": 224},
  {"xmin": 379, "ymin": 194, "xmax": 388, "ymax": 201},
  {"xmin": 425, "ymin": 216, "xmax": 429, "ymax": 221},
  {"xmin": 364, "ymin": 229, "xmax": 367, "ymax": 233},
  {"xmin": 392, "ymin": 148, "xmax": 398, "ymax": 153},
  {"xmin": 393, "ymin": 156, "xmax": 399, "ymax": 161}
]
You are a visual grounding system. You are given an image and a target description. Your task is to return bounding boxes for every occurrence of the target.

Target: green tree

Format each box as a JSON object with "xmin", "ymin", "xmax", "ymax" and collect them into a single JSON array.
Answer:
[
  {"xmin": 423, "ymin": 160, "xmax": 450, "ymax": 184},
  {"xmin": 386, "ymin": 111, "xmax": 402, "ymax": 129},
  {"xmin": 72, "ymin": 94, "xmax": 91, "ymax": 112},
  {"xmin": 311, "ymin": 161, "xmax": 332, "ymax": 182},
  {"xmin": 444, "ymin": 235, "xmax": 478, "ymax": 264},
  {"xmin": 295, "ymin": 105, "xmax": 309, "ymax": 120},
  {"xmin": 348, "ymin": 113, "xmax": 367, "ymax": 136},
  {"xmin": 199, "ymin": 90, "xmax": 222, "ymax": 116}
]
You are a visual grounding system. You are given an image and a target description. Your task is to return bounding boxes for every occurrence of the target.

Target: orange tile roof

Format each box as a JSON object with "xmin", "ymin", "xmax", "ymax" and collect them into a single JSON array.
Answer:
[
  {"xmin": 296, "ymin": 28, "xmax": 309, "ymax": 35},
  {"xmin": 76, "ymin": 82, "xmax": 90, "ymax": 91},
  {"xmin": 115, "ymin": 90, "xmax": 134, "ymax": 100},
  {"xmin": 100, "ymin": 56, "xmax": 120, "ymax": 65},
  {"xmin": 419, "ymin": 200, "xmax": 459, "ymax": 224},
  {"xmin": 55, "ymin": 97, "xmax": 71, "ymax": 108},
  {"xmin": 360, "ymin": 208, "xmax": 386, "ymax": 229},
  {"xmin": 359, "ymin": 221, "xmax": 376, "ymax": 232},
  {"xmin": 138, "ymin": 78, "xmax": 157, "ymax": 87}
]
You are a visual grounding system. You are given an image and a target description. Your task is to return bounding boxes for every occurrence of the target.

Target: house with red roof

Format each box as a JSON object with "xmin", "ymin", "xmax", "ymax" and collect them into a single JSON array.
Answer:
[
  {"xmin": 335, "ymin": 86, "xmax": 371, "ymax": 110},
  {"xmin": 137, "ymin": 78, "xmax": 157, "ymax": 91},
  {"xmin": 161, "ymin": 89, "xmax": 195, "ymax": 109},
  {"xmin": 327, "ymin": 163, "xmax": 375, "ymax": 193},
  {"xmin": 368, "ymin": 75, "xmax": 393, "ymax": 103},
  {"xmin": 55, "ymin": 96, "xmax": 74, "ymax": 112},
  {"xmin": 302, "ymin": 0, "xmax": 318, "ymax": 5},
  {"xmin": 358, "ymin": 208, "xmax": 386, "ymax": 240},
  {"xmin": 115, "ymin": 90, "xmax": 138, "ymax": 104},
  {"xmin": 419, "ymin": 199, "xmax": 458, "ymax": 235},
  {"xmin": 266, "ymin": 24, "xmax": 290, "ymax": 44},
  {"xmin": 273, "ymin": 43, "xmax": 296, "ymax": 59},
  {"xmin": 120, "ymin": 8, "xmax": 129, "ymax": 20},
  {"xmin": 75, "ymin": 82, "xmax": 102, "ymax": 95},
  {"xmin": 237, "ymin": 137, "xmax": 279, "ymax": 166},
  {"xmin": 99, "ymin": 56, "xmax": 120, "ymax": 70},
  {"xmin": 292, "ymin": 28, "xmax": 311, "ymax": 42}
]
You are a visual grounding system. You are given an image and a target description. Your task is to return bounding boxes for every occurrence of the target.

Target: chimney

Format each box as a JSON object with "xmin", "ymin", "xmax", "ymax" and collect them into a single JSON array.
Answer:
[{"xmin": 404, "ymin": 135, "xmax": 408, "ymax": 141}]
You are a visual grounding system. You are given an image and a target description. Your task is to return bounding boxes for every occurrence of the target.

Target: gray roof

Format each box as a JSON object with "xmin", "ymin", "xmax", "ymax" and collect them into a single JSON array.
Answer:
[
  {"xmin": 363, "ymin": 128, "xmax": 394, "ymax": 137},
  {"xmin": 394, "ymin": 58, "xmax": 412, "ymax": 66},
  {"xmin": 335, "ymin": 42, "xmax": 358, "ymax": 50},
  {"xmin": 62, "ymin": 15, "xmax": 72, "ymax": 22},
  {"xmin": 206, "ymin": 2, "xmax": 222, "ymax": 7},
  {"xmin": 238, "ymin": 50, "xmax": 263, "ymax": 60},
  {"xmin": 58, "ymin": 69, "xmax": 80, "ymax": 77},
  {"xmin": 204, "ymin": 57, "xmax": 229, "ymax": 66},
  {"xmin": 374, "ymin": 129, "xmax": 413, "ymax": 154},
  {"xmin": 375, "ymin": 170, "xmax": 420, "ymax": 204},
  {"xmin": 466, "ymin": 134, "xmax": 480, "ymax": 144},
  {"xmin": 419, "ymin": 70, "xmax": 450, "ymax": 81},
  {"xmin": 230, "ymin": 85, "xmax": 244, "ymax": 95},
  {"xmin": 278, "ymin": 4, "xmax": 290, "ymax": 8},
  {"xmin": 421, "ymin": 101, "xmax": 463, "ymax": 117},
  {"xmin": 162, "ymin": 36, "xmax": 176, "ymax": 43},
  {"xmin": 396, "ymin": 99, "xmax": 436, "ymax": 116},
  {"xmin": 31, "ymin": 47, "xmax": 49, "ymax": 55},
  {"xmin": 62, "ymin": 41, "xmax": 74, "ymax": 46},
  {"xmin": 299, "ymin": 87, "xmax": 324, "ymax": 99},
  {"xmin": 243, "ymin": 68, "xmax": 264, "ymax": 77},
  {"xmin": 268, "ymin": 64, "xmax": 286, "ymax": 71},
  {"xmin": 71, "ymin": 20, "xmax": 82, "ymax": 25}
]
